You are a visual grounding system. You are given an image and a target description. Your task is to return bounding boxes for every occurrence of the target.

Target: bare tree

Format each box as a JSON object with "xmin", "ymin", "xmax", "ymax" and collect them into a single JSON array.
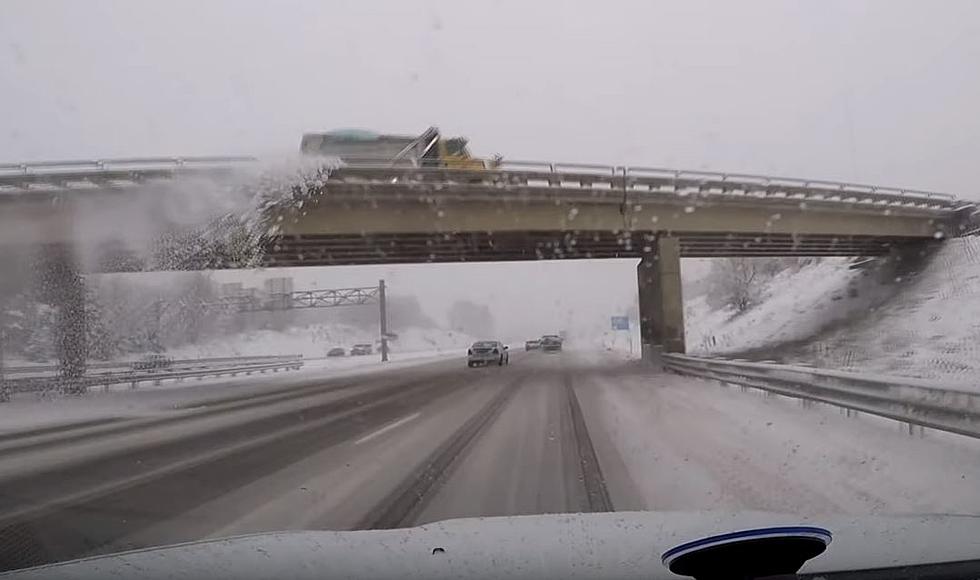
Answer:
[{"xmin": 705, "ymin": 258, "xmax": 778, "ymax": 314}]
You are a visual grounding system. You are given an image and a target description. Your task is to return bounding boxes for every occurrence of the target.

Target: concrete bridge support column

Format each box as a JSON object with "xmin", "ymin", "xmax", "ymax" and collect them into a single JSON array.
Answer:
[{"xmin": 637, "ymin": 236, "xmax": 685, "ymax": 362}]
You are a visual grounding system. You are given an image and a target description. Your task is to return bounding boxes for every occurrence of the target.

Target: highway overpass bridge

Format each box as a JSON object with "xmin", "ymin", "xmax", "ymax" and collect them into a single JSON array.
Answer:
[
  {"xmin": 0, "ymin": 156, "xmax": 973, "ymax": 368},
  {"xmin": 0, "ymin": 157, "xmax": 966, "ymax": 258}
]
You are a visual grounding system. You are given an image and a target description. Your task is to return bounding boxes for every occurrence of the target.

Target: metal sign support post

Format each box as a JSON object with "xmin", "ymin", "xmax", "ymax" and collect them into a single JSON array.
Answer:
[{"xmin": 379, "ymin": 279, "xmax": 389, "ymax": 362}]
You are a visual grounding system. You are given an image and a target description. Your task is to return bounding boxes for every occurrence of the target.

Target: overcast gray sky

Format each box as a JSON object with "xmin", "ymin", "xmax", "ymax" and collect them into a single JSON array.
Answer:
[
  {"xmin": 3, "ymin": 0, "xmax": 979, "ymax": 196},
  {"xmin": 3, "ymin": 1, "xmax": 978, "ymax": 342}
]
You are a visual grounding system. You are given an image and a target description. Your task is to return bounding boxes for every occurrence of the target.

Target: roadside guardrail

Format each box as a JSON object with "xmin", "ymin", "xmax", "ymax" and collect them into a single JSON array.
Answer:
[
  {"xmin": 662, "ymin": 353, "xmax": 980, "ymax": 439},
  {"xmin": 3, "ymin": 355, "xmax": 301, "ymax": 378},
  {"xmin": 0, "ymin": 355, "xmax": 304, "ymax": 400}
]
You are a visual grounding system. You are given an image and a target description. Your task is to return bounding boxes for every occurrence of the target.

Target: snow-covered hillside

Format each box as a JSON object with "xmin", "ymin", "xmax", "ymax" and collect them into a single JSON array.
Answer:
[
  {"xmin": 168, "ymin": 324, "xmax": 478, "ymax": 360},
  {"xmin": 686, "ymin": 258, "xmax": 888, "ymax": 354},
  {"xmin": 686, "ymin": 236, "xmax": 980, "ymax": 387}
]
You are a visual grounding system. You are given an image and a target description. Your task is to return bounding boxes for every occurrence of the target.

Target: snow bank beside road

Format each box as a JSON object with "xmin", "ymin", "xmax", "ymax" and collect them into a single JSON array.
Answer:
[
  {"xmin": 168, "ymin": 324, "xmax": 476, "ymax": 360},
  {"xmin": 590, "ymin": 371, "xmax": 980, "ymax": 516},
  {"xmin": 0, "ymin": 352, "xmax": 458, "ymax": 435},
  {"xmin": 686, "ymin": 237, "xmax": 980, "ymax": 387},
  {"xmin": 686, "ymin": 259, "xmax": 875, "ymax": 354},
  {"xmin": 762, "ymin": 237, "xmax": 980, "ymax": 384}
]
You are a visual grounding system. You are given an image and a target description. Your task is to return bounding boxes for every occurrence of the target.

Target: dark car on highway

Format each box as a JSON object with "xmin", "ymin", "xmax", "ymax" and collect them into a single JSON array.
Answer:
[
  {"xmin": 540, "ymin": 336, "xmax": 563, "ymax": 353},
  {"xmin": 525, "ymin": 339, "xmax": 541, "ymax": 351},
  {"xmin": 327, "ymin": 347, "xmax": 346, "ymax": 357}
]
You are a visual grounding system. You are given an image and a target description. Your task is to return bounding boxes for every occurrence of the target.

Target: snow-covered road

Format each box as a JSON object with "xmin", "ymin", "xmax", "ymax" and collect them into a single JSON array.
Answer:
[{"xmin": 2, "ymin": 350, "xmax": 979, "ymax": 573}]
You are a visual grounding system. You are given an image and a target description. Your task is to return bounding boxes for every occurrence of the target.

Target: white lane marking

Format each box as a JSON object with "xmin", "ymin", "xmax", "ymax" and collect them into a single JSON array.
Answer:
[{"xmin": 354, "ymin": 412, "xmax": 421, "ymax": 445}]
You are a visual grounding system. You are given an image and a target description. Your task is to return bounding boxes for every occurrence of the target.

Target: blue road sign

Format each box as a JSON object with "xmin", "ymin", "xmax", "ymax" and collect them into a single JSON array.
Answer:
[{"xmin": 611, "ymin": 316, "xmax": 630, "ymax": 330}]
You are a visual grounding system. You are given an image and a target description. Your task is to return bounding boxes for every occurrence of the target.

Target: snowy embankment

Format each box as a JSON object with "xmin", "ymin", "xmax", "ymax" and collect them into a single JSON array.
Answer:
[
  {"xmin": 0, "ymin": 324, "xmax": 472, "ymax": 432},
  {"xmin": 0, "ymin": 352, "xmax": 461, "ymax": 435},
  {"xmin": 0, "ymin": 321, "xmax": 472, "ymax": 433},
  {"xmin": 167, "ymin": 324, "xmax": 476, "ymax": 360},
  {"xmin": 686, "ymin": 236, "xmax": 980, "ymax": 387}
]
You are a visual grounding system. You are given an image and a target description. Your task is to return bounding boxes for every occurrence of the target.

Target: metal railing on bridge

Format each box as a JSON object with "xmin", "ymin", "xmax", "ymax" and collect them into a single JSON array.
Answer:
[
  {"xmin": 0, "ymin": 156, "xmax": 257, "ymax": 173},
  {"xmin": 0, "ymin": 156, "xmax": 257, "ymax": 193},
  {"xmin": 0, "ymin": 154, "xmax": 966, "ymax": 215},
  {"xmin": 662, "ymin": 353, "xmax": 980, "ymax": 440},
  {"xmin": 327, "ymin": 159, "xmax": 962, "ymax": 213}
]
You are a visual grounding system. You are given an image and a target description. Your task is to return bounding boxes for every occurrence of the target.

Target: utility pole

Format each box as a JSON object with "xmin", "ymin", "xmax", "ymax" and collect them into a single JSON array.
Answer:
[{"xmin": 378, "ymin": 279, "xmax": 389, "ymax": 362}]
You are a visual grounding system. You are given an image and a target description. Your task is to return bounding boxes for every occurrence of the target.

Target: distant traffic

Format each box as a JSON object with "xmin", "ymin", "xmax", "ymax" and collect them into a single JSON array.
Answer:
[
  {"xmin": 323, "ymin": 332, "xmax": 564, "ymax": 368},
  {"xmin": 324, "ymin": 343, "xmax": 377, "ymax": 358},
  {"xmin": 525, "ymin": 334, "xmax": 564, "ymax": 353},
  {"xmin": 467, "ymin": 333, "xmax": 565, "ymax": 368}
]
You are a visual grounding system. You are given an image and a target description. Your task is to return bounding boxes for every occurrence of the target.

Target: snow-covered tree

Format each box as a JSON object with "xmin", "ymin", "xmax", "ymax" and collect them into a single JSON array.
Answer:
[
  {"xmin": 706, "ymin": 258, "xmax": 767, "ymax": 314},
  {"xmin": 705, "ymin": 257, "xmax": 817, "ymax": 314}
]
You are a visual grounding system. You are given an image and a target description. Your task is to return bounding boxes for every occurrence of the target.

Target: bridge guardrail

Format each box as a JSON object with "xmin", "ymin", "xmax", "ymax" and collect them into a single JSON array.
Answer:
[
  {"xmin": 0, "ymin": 355, "xmax": 304, "ymax": 400},
  {"xmin": 328, "ymin": 162, "xmax": 959, "ymax": 212},
  {"xmin": 0, "ymin": 154, "xmax": 961, "ymax": 212},
  {"xmin": 0, "ymin": 156, "xmax": 257, "ymax": 176},
  {"xmin": 662, "ymin": 353, "xmax": 980, "ymax": 439},
  {"xmin": 488, "ymin": 159, "xmax": 957, "ymax": 202}
]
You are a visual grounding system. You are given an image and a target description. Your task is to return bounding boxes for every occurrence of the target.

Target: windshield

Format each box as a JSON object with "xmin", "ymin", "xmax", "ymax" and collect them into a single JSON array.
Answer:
[{"xmin": 2, "ymin": 1, "xmax": 979, "ymax": 576}]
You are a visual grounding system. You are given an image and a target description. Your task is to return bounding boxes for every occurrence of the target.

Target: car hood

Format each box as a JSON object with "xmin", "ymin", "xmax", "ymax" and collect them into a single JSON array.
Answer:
[{"xmin": 5, "ymin": 510, "xmax": 980, "ymax": 579}]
